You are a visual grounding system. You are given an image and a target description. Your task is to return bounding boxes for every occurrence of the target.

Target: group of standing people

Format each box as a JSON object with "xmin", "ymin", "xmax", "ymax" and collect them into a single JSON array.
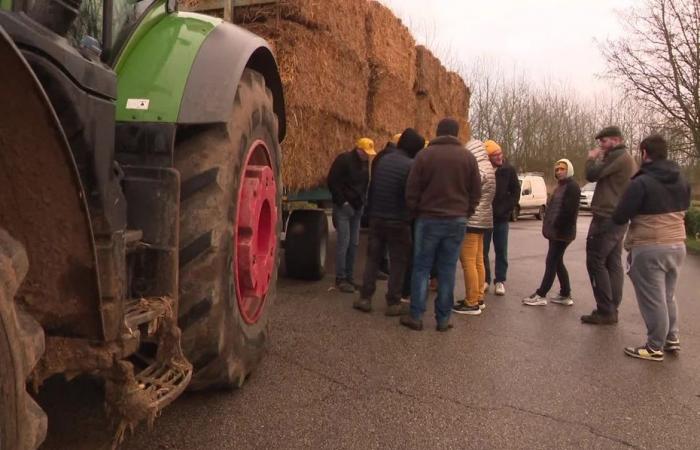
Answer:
[{"xmin": 327, "ymin": 121, "xmax": 692, "ymax": 360}]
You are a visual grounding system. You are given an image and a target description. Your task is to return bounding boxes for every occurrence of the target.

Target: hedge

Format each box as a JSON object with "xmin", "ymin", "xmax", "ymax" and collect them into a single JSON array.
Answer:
[{"xmin": 686, "ymin": 206, "xmax": 700, "ymax": 238}]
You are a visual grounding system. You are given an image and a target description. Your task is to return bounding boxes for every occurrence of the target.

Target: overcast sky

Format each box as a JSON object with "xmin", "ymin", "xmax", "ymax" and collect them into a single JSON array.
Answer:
[{"xmin": 379, "ymin": 0, "xmax": 637, "ymax": 93}]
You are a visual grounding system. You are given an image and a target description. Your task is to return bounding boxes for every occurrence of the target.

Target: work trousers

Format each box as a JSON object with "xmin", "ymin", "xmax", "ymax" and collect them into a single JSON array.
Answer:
[
  {"xmin": 360, "ymin": 218, "xmax": 412, "ymax": 305},
  {"xmin": 585, "ymin": 215, "xmax": 627, "ymax": 316}
]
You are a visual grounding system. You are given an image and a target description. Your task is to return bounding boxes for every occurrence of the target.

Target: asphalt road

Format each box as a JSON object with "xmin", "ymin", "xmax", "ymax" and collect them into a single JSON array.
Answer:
[{"xmin": 39, "ymin": 214, "xmax": 700, "ymax": 449}]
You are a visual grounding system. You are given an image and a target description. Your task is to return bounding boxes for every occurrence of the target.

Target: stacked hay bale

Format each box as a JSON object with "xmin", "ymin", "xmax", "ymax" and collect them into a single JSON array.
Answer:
[
  {"xmin": 187, "ymin": 0, "xmax": 470, "ymax": 192},
  {"xmin": 414, "ymin": 45, "xmax": 470, "ymax": 142},
  {"xmin": 239, "ymin": 0, "xmax": 371, "ymax": 192},
  {"xmin": 365, "ymin": 2, "xmax": 417, "ymax": 140}
]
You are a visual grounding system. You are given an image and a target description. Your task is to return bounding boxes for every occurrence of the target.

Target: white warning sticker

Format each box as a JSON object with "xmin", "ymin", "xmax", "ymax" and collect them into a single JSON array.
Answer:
[{"xmin": 126, "ymin": 98, "xmax": 150, "ymax": 110}]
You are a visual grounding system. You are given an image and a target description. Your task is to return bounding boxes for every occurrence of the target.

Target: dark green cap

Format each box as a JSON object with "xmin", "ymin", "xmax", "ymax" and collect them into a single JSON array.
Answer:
[{"xmin": 595, "ymin": 126, "xmax": 623, "ymax": 140}]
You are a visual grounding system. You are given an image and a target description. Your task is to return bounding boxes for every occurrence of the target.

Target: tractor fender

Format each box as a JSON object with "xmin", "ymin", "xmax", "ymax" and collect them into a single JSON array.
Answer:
[
  {"xmin": 179, "ymin": 21, "xmax": 286, "ymax": 141},
  {"xmin": 115, "ymin": 11, "xmax": 285, "ymax": 141}
]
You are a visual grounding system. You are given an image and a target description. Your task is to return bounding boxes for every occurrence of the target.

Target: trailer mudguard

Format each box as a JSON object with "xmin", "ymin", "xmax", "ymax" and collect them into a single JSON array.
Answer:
[{"xmin": 115, "ymin": 9, "xmax": 285, "ymax": 140}]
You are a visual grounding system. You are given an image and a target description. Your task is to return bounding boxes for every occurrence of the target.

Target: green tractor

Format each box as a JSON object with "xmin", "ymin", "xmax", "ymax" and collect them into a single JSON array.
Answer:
[{"xmin": 0, "ymin": 0, "xmax": 285, "ymax": 447}]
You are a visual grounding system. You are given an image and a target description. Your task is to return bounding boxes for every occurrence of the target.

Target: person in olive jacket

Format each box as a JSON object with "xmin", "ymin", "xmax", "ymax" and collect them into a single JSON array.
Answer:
[{"xmin": 523, "ymin": 159, "xmax": 581, "ymax": 306}]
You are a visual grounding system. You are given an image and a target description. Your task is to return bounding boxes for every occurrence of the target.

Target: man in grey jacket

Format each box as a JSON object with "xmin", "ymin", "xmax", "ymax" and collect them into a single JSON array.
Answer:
[{"xmin": 581, "ymin": 126, "xmax": 637, "ymax": 325}]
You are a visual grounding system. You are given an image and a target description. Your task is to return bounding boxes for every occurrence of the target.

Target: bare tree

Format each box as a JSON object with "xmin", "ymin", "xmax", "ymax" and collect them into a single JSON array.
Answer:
[{"xmin": 601, "ymin": 0, "xmax": 700, "ymax": 158}]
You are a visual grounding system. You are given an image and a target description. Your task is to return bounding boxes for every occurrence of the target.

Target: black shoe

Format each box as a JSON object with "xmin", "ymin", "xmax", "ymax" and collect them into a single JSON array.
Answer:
[
  {"xmin": 335, "ymin": 279, "xmax": 355, "ymax": 294},
  {"xmin": 580, "ymin": 310, "xmax": 617, "ymax": 325},
  {"xmin": 348, "ymin": 279, "xmax": 360, "ymax": 290},
  {"xmin": 452, "ymin": 303, "xmax": 482, "ymax": 316},
  {"xmin": 385, "ymin": 303, "xmax": 408, "ymax": 317},
  {"xmin": 400, "ymin": 315, "xmax": 423, "ymax": 331},
  {"xmin": 377, "ymin": 271, "xmax": 389, "ymax": 281},
  {"xmin": 353, "ymin": 298, "xmax": 372, "ymax": 313},
  {"xmin": 453, "ymin": 299, "xmax": 465, "ymax": 307},
  {"xmin": 663, "ymin": 338, "xmax": 680, "ymax": 352},
  {"xmin": 436, "ymin": 322, "xmax": 453, "ymax": 332}
]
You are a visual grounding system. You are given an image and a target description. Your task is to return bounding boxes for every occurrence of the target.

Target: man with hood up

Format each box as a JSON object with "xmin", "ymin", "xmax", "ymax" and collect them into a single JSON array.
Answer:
[
  {"xmin": 612, "ymin": 134, "xmax": 691, "ymax": 362},
  {"xmin": 354, "ymin": 128, "xmax": 425, "ymax": 316},
  {"xmin": 523, "ymin": 159, "xmax": 581, "ymax": 306}
]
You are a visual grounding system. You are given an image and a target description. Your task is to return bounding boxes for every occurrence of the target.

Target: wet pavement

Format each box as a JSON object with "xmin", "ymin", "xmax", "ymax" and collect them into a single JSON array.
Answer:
[{"xmin": 39, "ymin": 215, "xmax": 700, "ymax": 449}]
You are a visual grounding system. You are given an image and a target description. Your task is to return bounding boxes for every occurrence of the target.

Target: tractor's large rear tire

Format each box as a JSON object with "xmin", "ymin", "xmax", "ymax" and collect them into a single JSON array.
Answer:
[
  {"xmin": 0, "ymin": 229, "xmax": 47, "ymax": 450},
  {"xmin": 176, "ymin": 69, "xmax": 281, "ymax": 390}
]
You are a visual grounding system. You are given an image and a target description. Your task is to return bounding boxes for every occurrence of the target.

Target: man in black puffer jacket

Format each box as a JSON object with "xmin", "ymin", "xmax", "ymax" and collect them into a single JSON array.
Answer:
[
  {"xmin": 354, "ymin": 128, "xmax": 425, "ymax": 316},
  {"xmin": 612, "ymin": 134, "xmax": 691, "ymax": 362}
]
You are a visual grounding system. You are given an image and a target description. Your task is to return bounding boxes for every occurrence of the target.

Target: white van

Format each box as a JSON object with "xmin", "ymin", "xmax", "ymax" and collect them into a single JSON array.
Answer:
[
  {"xmin": 579, "ymin": 182, "xmax": 596, "ymax": 210},
  {"xmin": 512, "ymin": 174, "xmax": 548, "ymax": 221}
]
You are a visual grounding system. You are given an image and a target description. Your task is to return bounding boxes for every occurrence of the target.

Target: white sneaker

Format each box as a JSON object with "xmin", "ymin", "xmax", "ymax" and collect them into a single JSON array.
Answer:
[
  {"xmin": 495, "ymin": 282, "xmax": 506, "ymax": 296},
  {"xmin": 400, "ymin": 297, "xmax": 410, "ymax": 304},
  {"xmin": 522, "ymin": 293, "xmax": 547, "ymax": 306},
  {"xmin": 549, "ymin": 294, "xmax": 574, "ymax": 306}
]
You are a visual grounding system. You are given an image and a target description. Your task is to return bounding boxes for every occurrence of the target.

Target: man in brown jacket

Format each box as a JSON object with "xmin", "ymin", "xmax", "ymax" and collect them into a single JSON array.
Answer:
[
  {"xmin": 399, "ymin": 118, "xmax": 481, "ymax": 332},
  {"xmin": 581, "ymin": 126, "xmax": 637, "ymax": 325}
]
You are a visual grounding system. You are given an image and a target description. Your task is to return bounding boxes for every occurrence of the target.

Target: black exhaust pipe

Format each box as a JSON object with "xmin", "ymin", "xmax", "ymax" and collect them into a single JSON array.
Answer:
[{"xmin": 27, "ymin": 0, "xmax": 82, "ymax": 36}]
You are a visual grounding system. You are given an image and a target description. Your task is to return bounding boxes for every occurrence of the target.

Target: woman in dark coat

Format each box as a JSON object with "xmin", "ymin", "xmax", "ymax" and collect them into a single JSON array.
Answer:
[{"xmin": 523, "ymin": 158, "xmax": 581, "ymax": 306}]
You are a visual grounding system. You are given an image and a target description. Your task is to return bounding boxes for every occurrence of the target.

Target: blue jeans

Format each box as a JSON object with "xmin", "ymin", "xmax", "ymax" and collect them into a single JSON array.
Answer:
[
  {"xmin": 483, "ymin": 221, "xmax": 509, "ymax": 284},
  {"xmin": 410, "ymin": 217, "xmax": 467, "ymax": 325},
  {"xmin": 333, "ymin": 203, "xmax": 363, "ymax": 281}
]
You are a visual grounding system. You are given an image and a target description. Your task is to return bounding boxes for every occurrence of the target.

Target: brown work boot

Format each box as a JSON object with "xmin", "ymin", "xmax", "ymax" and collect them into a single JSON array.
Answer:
[
  {"xmin": 385, "ymin": 303, "xmax": 408, "ymax": 317},
  {"xmin": 399, "ymin": 315, "xmax": 423, "ymax": 331},
  {"xmin": 353, "ymin": 298, "xmax": 372, "ymax": 313},
  {"xmin": 580, "ymin": 310, "xmax": 618, "ymax": 325},
  {"xmin": 335, "ymin": 278, "xmax": 355, "ymax": 294}
]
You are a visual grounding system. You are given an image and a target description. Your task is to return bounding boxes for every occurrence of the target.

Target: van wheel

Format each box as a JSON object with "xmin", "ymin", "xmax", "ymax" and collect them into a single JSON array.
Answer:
[
  {"xmin": 510, "ymin": 206, "xmax": 520, "ymax": 222},
  {"xmin": 535, "ymin": 205, "xmax": 545, "ymax": 220}
]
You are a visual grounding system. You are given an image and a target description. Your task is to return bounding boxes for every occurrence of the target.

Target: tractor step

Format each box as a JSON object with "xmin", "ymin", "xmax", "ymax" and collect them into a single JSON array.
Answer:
[
  {"xmin": 124, "ymin": 298, "xmax": 163, "ymax": 332},
  {"xmin": 134, "ymin": 357, "xmax": 191, "ymax": 409}
]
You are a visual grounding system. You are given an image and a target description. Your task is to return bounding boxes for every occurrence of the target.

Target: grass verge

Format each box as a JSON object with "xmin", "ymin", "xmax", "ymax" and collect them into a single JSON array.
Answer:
[{"xmin": 687, "ymin": 237, "xmax": 700, "ymax": 254}]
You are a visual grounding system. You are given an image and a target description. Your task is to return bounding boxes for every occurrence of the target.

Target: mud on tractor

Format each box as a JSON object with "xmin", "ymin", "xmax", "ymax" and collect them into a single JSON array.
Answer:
[{"xmin": 0, "ymin": 0, "xmax": 286, "ymax": 447}]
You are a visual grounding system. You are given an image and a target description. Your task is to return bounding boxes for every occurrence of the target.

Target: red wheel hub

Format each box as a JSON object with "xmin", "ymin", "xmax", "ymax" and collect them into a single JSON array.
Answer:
[{"xmin": 235, "ymin": 141, "xmax": 277, "ymax": 324}]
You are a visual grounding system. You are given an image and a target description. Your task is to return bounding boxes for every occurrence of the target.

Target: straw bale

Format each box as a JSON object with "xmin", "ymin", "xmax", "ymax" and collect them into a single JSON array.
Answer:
[
  {"xmin": 367, "ymin": 70, "xmax": 417, "ymax": 135},
  {"xmin": 282, "ymin": 107, "xmax": 365, "ymax": 192},
  {"xmin": 446, "ymin": 71, "xmax": 470, "ymax": 119},
  {"xmin": 246, "ymin": 20, "xmax": 369, "ymax": 127},
  {"xmin": 366, "ymin": 1, "xmax": 416, "ymax": 88},
  {"xmin": 232, "ymin": 0, "xmax": 368, "ymax": 61}
]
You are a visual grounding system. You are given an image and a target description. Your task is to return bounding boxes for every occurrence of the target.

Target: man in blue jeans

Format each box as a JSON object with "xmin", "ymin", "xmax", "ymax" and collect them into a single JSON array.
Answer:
[
  {"xmin": 327, "ymin": 138, "xmax": 376, "ymax": 293},
  {"xmin": 482, "ymin": 140, "xmax": 520, "ymax": 296},
  {"xmin": 401, "ymin": 118, "xmax": 481, "ymax": 331}
]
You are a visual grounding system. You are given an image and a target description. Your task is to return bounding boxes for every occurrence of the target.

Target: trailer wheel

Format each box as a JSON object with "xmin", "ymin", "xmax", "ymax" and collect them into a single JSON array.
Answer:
[
  {"xmin": 0, "ymin": 229, "xmax": 47, "ymax": 450},
  {"xmin": 285, "ymin": 209, "xmax": 328, "ymax": 281},
  {"xmin": 175, "ymin": 69, "xmax": 281, "ymax": 390}
]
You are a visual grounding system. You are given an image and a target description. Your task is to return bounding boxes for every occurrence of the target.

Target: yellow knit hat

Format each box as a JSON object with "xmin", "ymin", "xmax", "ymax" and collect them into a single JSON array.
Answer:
[
  {"xmin": 484, "ymin": 140, "xmax": 502, "ymax": 155},
  {"xmin": 390, "ymin": 133, "xmax": 402, "ymax": 145},
  {"xmin": 356, "ymin": 137, "xmax": 376, "ymax": 156}
]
